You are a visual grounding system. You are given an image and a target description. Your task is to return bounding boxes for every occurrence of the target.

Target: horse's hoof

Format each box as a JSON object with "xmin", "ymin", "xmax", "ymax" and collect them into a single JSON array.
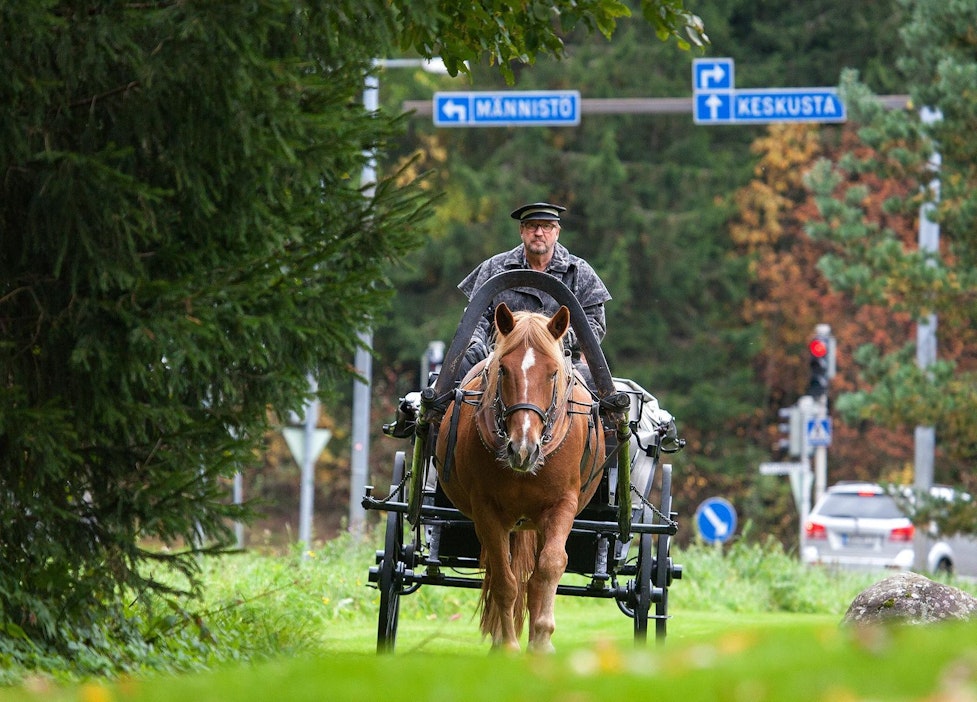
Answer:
[
  {"xmin": 528, "ymin": 641, "xmax": 556, "ymax": 655},
  {"xmin": 490, "ymin": 641, "xmax": 522, "ymax": 655}
]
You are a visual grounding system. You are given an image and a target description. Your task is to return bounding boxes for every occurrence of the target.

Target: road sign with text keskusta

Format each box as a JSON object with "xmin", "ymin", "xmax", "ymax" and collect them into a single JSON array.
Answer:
[{"xmin": 692, "ymin": 57, "xmax": 846, "ymax": 125}]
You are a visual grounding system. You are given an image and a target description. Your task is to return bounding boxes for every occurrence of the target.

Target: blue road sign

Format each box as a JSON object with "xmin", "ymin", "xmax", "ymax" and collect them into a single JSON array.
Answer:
[
  {"xmin": 696, "ymin": 88, "xmax": 846, "ymax": 125},
  {"xmin": 433, "ymin": 91, "xmax": 581, "ymax": 127},
  {"xmin": 695, "ymin": 497, "xmax": 737, "ymax": 544},
  {"xmin": 732, "ymin": 88, "xmax": 846, "ymax": 123},
  {"xmin": 806, "ymin": 417, "xmax": 833, "ymax": 447},
  {"xmin": 692, "ymin": 56, "xmax": 847, "ymax": 125},
  {"xmin": 692, "ymin": 58, "xmax": 734, "ymax": 91},
  {"xmin": 694, "ymin": 92, "xmax": 733, "ymax": 124}
]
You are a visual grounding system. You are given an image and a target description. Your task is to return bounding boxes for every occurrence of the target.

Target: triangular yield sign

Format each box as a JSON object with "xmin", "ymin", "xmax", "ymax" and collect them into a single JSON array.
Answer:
[{"xmin": 282, "ymin": 427, "xmax": 332, "ymax": 466}]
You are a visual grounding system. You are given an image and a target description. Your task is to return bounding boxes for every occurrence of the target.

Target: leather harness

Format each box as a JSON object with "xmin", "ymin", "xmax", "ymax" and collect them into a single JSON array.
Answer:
[{"xmin": 438, "ymin": 357, "xmax": 604, "ymax": 490}]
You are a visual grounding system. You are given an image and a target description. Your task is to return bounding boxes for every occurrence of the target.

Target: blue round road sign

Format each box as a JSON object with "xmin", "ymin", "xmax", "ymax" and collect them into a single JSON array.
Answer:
[{"xmin": 695, "ymin": 497, "xmax": 737, "ymax": 544}]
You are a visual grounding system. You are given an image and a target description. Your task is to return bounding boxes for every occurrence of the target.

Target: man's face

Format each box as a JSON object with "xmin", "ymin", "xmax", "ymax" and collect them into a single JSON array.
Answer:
[{"xmin": 519, "ymin": 220, "xmax": 560, "ymax": 256}]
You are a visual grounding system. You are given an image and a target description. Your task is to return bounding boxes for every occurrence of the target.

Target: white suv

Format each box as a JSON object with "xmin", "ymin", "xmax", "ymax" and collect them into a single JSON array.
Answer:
[{"xmin": 801, "ymin": 481, "xmax": 973, "ymax": 574}]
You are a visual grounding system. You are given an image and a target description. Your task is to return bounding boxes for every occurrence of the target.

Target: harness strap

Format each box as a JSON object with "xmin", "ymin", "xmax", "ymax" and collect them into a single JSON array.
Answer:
[
  {"xmin": 440, "ymin": 387, "xmax": 466, "ymax": 484},
  {"xmin": 502, "ymin": 402, "xmax": 548, "ymax": 423},
  {"xmin": 578, "ymin": 403, "xmax": 602, "ymax": 494}
]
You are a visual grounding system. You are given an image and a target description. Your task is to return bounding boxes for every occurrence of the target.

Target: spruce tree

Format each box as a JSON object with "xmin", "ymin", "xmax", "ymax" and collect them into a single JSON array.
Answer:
[{"xmin": 0, "ymin": 0, "xmax": 705, "ymax": 656}]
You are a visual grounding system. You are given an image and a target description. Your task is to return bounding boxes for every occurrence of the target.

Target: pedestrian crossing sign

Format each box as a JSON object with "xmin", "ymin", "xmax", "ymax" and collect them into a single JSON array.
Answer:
[{"xmin": 806, "ymin": 417, "xmax": 832, "ymax": 447}]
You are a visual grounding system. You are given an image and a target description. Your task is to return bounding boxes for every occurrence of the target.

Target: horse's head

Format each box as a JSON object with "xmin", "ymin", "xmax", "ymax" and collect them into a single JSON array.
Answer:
[{"xmin": 487, "ymin": 303, "xmax": 572, "ymax": 473}]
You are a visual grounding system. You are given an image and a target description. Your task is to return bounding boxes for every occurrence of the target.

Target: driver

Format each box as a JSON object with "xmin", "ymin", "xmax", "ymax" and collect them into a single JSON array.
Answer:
[{"xmin": 457, "ymin": 201, "xmax": 612, "ymax": 382}]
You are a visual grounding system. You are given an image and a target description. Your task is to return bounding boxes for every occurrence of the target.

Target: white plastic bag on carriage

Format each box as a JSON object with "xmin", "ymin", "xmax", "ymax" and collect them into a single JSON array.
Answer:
[{"xmin": 612, "ymin": 377, "xmax": 674, "ymax": 508}]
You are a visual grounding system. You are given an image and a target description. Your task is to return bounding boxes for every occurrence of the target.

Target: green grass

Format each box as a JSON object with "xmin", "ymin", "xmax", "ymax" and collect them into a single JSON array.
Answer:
[
  {"xmin": 4, "ymin": 532, "xmax": 977, "ymax": 700},
  {"xmin": 6, "ymin": 618, "xmax": 977, "ymax": 701}
]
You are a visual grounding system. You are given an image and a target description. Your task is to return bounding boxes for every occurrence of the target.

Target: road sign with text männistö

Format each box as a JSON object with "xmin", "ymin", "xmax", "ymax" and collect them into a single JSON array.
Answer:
[{"xmin": 433, "ymin": 91, "xmax": 581, "ymax": 127}]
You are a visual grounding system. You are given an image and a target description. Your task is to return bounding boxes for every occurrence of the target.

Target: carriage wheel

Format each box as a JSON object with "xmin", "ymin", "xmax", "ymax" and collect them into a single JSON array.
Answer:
[
  {"xmin": 632, "ymin": 532, "xmax": 654, "ymax": 643},
  {"xmin": 376, "ymin": 452, "xmax": 407, "ymax": 653},
  {"xmin": 653, "ymin": 464, "xmax": 674, "ymax": 642},
  {"xmin": 376, "ymin": 510, "xmax": 403, "ymax": 652}
]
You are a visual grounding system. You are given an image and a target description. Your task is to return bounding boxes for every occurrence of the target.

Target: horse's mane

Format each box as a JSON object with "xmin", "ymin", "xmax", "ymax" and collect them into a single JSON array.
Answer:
[{"xmin": 481, "ymin": 310, "xmax": 568, "ymax": 402}]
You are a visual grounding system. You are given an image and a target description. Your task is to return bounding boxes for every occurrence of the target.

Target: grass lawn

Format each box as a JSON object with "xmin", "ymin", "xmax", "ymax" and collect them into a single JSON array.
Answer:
[
  {"xmin": 4, "ymin": 613, "xmax": 976, "ymax": 702},
  {"xmin": 3, "ymin": 536, "xmax": 977, "ymax": 700}
]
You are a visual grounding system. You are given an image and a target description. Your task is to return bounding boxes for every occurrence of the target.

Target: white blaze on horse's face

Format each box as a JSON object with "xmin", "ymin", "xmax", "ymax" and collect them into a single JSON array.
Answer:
[
  {"xmin": 518, "ymin": 347, "xmax": 536, "ymax": 443},
  {"xmin": 501, "ymin": 344, "xmax": 557, "ymax": 474}
]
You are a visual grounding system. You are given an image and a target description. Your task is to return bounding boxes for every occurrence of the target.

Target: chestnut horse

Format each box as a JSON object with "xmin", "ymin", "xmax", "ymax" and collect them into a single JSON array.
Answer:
[{"xmin": 434, "ymin": 303, "xmax": 605, "ymax": 652}]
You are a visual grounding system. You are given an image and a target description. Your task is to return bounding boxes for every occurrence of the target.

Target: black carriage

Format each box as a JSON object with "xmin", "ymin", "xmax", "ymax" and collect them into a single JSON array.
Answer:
[{"xmin": 362, "ymin": 271, "xmax": 684, "ymax": 652}]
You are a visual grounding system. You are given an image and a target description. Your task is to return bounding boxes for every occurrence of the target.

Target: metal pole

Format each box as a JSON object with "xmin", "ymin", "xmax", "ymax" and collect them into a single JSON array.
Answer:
[
  {"xmin": 402, "ymin": 94, "xmax": 911, "ymax": 117},
  {"xmin": 796, "ymin": 395, "xmax": 816, "ymax": 548},
  {"xmin": 349, "ymin": 69, "xmax": 380, "ymax": 534},
  {"xmin": 914, "ymin": 106, "xmax": 941, "ymax": 570},
  {"xmin": 812, "ymin": 323, "xmax": 832, "ymax": 503},
  {"xmin": 233, "ymin": 472, "xmax": 244, "ymax": 549},
  {"xmin": 350, "ymin": 332, "xmax": 372, "ymax": 533},
  {"xmin": 799, "ymin": 462, "xmax": 811, "ymax": 550},
  {"xmin": 813, "ymin": 443, "xmax": 827, "ymax": 504},
  {"xmin": 299, "ymin": 375, "xmax": 319, "ymax": 553},
  {"xmin": 349, "ymin": 59, "xmax": 450, "ymax": 533}
]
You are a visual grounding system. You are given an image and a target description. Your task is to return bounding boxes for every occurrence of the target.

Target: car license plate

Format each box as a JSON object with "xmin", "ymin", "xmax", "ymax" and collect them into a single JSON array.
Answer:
[{"xmin": 842, "ymin": 534, "xmax": 877, "ymax": 548}]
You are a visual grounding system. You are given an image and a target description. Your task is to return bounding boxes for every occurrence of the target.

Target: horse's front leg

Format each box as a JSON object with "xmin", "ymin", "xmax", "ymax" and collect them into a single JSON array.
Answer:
[
  {"xmin": 475, "ymin": 519, "xmax": 522, "ymax": 652},
  {"xmin": 526, "ymin": 505, "xmax": 575, "ymax": 653}
]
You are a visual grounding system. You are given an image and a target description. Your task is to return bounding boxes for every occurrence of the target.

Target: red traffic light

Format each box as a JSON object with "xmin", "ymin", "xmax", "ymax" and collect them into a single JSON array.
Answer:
[{"xmin": 809, "ymin": 338, "xmax": 829, "ymax": 358}]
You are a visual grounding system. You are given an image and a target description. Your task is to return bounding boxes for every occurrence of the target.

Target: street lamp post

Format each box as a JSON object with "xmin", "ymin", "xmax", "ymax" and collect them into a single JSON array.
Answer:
[{"xmin": 349, "ymin": 58, "xmax": 449, "ymax": 534}]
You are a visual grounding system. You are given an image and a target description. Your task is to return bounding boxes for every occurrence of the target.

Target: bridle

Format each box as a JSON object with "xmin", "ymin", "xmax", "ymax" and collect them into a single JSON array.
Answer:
[{"xmin": 491, "ymin": 361, "xmax": 569, "ymax": 445}]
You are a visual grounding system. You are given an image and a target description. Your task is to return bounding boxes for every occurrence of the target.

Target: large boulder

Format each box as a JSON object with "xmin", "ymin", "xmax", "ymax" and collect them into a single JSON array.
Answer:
[{"xmin": 843, "ymin": 571, "xmax": 977, "ymax": 625}]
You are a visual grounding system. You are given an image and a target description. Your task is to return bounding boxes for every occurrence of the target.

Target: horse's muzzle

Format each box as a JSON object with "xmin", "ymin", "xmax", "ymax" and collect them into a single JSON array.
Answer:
[{"xmin": 506, "ymin": 439, "xmax": 542, "ymax": 473}]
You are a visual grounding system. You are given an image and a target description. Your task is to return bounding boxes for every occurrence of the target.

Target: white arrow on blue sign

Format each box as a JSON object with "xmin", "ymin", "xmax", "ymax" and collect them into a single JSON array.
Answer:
[
  {"xmin": 433, "ymin": 91, "xmax": 581, "ymax": 127},
  {"xmin": 693, "ymin": 58, "xmax": 734, "ymax": 91},
  {"xmin": 694, "ymin": 93, "xmax": 733, "ymax": 124},
  {"xmin": 695, "ymin": 497, "xmax": 737, "ymax": 544}
]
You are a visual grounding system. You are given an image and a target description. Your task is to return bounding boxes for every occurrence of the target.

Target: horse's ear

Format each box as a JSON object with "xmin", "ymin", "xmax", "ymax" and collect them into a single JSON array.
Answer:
[
  {"xmin": 495, "ymin": 303, "xmax": 516, "ymax": 335},
  {"xmin": 548, "ymin": 306, "xmax": 571, "ymax": 340}
]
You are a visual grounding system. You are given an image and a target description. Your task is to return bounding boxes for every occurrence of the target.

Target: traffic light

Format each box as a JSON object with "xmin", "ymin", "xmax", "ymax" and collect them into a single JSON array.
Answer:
[
  {"xmin": 807, "ymin": 333, "xmax": 831, "ymax": 398},
  {"xmin": 777, "ymin": 406, "xmax": 802, "ymax": 457}
]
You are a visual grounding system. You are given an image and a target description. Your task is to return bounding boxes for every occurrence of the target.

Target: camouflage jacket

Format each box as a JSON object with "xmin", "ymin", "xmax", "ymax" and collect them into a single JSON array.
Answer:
[{"xmin": 458, "ymin": 243, "xmax": 611, "ymax": 354}]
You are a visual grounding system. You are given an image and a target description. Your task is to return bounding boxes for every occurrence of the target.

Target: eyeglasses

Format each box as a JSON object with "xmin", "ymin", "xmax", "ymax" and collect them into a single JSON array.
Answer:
[{"xmin": 520, "ymin": 221, "xmax": 558, "ymax": 233}]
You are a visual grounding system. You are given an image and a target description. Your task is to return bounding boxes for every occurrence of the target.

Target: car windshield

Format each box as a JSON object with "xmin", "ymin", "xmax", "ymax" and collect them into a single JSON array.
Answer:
[{"xmin": 817, "ymin": 493, "xmax": 905, "ymax": 520}]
